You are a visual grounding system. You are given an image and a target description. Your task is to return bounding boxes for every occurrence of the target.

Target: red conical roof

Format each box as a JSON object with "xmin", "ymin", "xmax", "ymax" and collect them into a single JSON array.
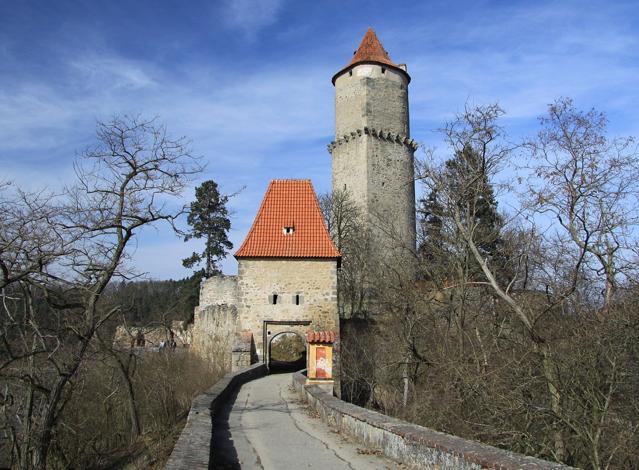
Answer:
[
  {"xmin": 348, "ymin": 27, "xmax": 396, "ymax": 68},
  {"xmin": 332, "ymin": 27, "xmax": 410, "ymax": 84},
  {"xmin": 234, "ymin": 180, "xmax": 341, "ymax": 259}
]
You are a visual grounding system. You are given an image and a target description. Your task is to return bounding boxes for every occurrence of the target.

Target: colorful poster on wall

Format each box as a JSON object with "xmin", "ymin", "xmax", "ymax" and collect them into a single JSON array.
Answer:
[{"xmin": 316, "ymin": 347, "xmax": 327, "ymax": 378}]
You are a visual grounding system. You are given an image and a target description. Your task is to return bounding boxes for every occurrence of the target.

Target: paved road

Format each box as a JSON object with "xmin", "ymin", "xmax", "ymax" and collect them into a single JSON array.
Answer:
[{"xmin": 211, "ymin": 372, "xmax": 400, "ymax": 469}]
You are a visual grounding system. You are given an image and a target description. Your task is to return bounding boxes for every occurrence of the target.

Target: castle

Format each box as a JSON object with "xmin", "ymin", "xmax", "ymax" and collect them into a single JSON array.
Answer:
[{"xmin": 192, "ymin": 28, "xmax": 416, "ymax": 384}]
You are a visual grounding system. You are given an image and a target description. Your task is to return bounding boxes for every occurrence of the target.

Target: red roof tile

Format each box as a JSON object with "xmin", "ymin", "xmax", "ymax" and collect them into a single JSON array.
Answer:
[
  {"xmin": 306, "ymin": 330, "xmax": 337, "ymax": 343},
  {"xmin": 349, "ymin": 27, "xmax": 397, "ymax": 68},
  {"xmin": 332, "ymin": 27, "xmax": 410, "ymax": 84},
  {"xmin": 234, "ymin": 180, "xmax": 340, "ymax": 259}
]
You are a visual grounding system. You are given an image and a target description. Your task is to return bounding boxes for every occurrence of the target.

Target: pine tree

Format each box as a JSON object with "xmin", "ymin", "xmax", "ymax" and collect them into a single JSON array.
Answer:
[
  {"xmin": 182, "ymin": 180, "xmax": 233, "ymax": 277},
  {"xmin": 444, "ymin": 144, "xmax": 504, "ymax": 261},
  {"xmin": 417, "ymin": 188, "xmax": 444, "ymax": 262}
]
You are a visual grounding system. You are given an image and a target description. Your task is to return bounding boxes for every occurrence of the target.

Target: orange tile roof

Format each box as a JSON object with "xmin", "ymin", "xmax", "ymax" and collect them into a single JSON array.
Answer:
[
  {"xmin": 234, "ymin": 180, "xmax": 341, "ymax": 259},
  {"xmin": 306, "ymin": 330, "xmax": 337, "ymax": 343},
  {"xmin": 349, "ymin": 27, "xmax": 397, "ymax": 68},
  {"xmin": 332, "ymin": 27, "xmax": 410, "ymax": 84}
]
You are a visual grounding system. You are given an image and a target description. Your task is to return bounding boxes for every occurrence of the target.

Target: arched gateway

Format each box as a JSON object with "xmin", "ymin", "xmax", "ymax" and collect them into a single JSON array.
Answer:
[
  {"xmin": 192, "ymin": 180, "xmax": 341, "ymax": 391},
  {"xmin": 268, "ymin": 331, "xmax": 306, "ymax": 371}
]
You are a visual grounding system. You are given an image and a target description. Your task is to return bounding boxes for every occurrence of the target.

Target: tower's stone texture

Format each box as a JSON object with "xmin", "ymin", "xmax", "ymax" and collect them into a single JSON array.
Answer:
[{"xmin": 330, "ymin": 28, "xmax": 417, "ymax": 271}]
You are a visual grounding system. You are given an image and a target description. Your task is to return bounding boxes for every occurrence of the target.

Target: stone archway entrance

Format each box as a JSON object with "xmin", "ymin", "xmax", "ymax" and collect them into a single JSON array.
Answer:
[
  {"xmin": 263, "ymin": 320, "xmax": 310, "ymax": 371},
  {"xmin": 268, "ymin": 332, "xmax": 306, "ymax": 372}
]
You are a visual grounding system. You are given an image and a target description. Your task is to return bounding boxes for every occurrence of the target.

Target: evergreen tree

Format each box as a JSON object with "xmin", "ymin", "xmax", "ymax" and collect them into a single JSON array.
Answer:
[
  {"xmin": 182, "ymin": 180, "xmax": 233, "ymax": 277},
  {"xmin": 417, "ymin": 188, "xmax": 444, "ymax": 261},
  {"xmin": 444, "ymin": 144, "xmax": 504, "ymax": 261}
]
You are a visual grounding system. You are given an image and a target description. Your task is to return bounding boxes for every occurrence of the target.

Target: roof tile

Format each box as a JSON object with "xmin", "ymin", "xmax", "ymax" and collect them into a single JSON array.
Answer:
[
  {"xmin": 234, "ymin": 180, "xmax": 341, "ymax": 259},
  {"xmin": 332, "ymin": 27, "xmax": 410, "ymax": 84},
  {"xmin": 306, "ymin": 330, "xmax": 337, "ymax": 343},
  {"xmin": 348, "ymin": 27, "xmax": 397, "ymax": 68}
]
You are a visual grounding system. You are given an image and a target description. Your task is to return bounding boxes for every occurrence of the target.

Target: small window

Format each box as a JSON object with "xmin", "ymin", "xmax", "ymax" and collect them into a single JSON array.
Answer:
[
  {"xmin": 269, "ymin": 294, "xmax": 278, "ymax": 305},
  {"xmin": 348, "ymin": 70, "xmax": 353, "ymax": 77},
  {"xmin": 294, "ymin": 294, "xmax": 303, "ymax": 305},
  {"xmin": 381, "ymin": 67, "xmax": 386, "ymax": 74},
  {"xmin": 283, "ymin": 226, "xmax": 295, "ymax": 235},
  {"xmin": 343, "ymin": 184, "xmax": 347, "ymax": 190}
]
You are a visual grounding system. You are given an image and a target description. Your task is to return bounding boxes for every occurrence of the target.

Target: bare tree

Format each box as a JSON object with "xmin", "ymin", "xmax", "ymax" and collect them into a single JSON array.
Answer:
[
  {"xmin": 320, "ymin": 189, "xmax": 371, "ymax": 318},
  {"xmin": 0, "ymin": 115, "xmax": 201, "ymax": 469},
  {"xmin": 526, "ymin": 97, "xmax": 639, "ymax": 309}
]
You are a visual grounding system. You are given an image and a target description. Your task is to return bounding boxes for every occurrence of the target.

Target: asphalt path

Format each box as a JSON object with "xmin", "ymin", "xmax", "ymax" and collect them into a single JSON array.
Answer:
[{"xmin": 211, "ymin": 372, "xmax": 401, "ymax": 469}]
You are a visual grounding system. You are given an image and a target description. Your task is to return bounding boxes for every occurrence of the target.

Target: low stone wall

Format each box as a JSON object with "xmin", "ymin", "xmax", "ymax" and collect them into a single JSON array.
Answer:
[
  {"xmin": 165, "ymin": 363, "xmax": 267, "ymax": 470},
  {"xmin": 292, "ymin": 371, "xmax": 576, "ymax": 470}
]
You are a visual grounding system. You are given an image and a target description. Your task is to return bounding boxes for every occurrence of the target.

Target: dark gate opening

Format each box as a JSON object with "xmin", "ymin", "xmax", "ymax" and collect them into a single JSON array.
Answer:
[{"xmin": 268, "ymin": 332, "xmax": 306, "ymax": 373}]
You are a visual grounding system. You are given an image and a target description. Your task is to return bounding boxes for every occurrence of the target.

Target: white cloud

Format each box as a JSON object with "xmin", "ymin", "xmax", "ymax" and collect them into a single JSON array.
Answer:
[
  {"xmin": 221, "ymin": 0, "xmax": 284, "ymax": 37},
  {"xmin": 3, "ymin": 0, "xmax": 639, "ymax": 278},
  {"xmin": 70, "ymin": 56, "xmax": 158, "ymax": 90}
]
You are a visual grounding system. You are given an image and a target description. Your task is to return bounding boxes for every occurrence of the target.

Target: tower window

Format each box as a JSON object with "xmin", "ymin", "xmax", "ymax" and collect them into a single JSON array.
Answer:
[
  {"xmin": 294, "ymin": 294, "xmax": 303, "ymax": 305},
  {"xmin": 381, "ymin": 67, "xmax": 386, "ymax": 74},
  {"xmin": 269, "ymin": 294, "xmax": 278, "ymax": 305},
  {"xmin": 349, "ymin": 70, "xmax": 353, "ymax": 77},
  {"xmin": 283, "ymin": 226, "xmax": 295, "ymax": 235},
  {"xmin": 343, "ymin": 184, "xmax": 347, "ymax": 190}
]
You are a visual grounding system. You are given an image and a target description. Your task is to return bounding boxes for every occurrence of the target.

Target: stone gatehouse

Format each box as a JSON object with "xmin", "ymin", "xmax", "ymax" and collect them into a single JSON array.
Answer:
[{"xmin": 192, "ymin": 180, "xmax": 340, "ymax": 372}]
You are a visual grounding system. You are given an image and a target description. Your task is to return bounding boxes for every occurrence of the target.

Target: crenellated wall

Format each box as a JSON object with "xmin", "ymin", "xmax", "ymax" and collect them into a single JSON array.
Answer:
[{"xmin": 331, "ymin": 62, "xmax": 417, "ymax": 273}]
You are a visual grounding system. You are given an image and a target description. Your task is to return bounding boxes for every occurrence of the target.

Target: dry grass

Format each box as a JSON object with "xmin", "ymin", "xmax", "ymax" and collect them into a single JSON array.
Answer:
[{"xmin": 52, "ymin": 350, "xmax": 225, "ymax": 469}]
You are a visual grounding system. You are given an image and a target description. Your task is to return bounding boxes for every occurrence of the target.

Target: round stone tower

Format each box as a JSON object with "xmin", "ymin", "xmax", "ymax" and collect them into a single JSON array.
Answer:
[{"xmin": 329, "ymin": 27, "xmax": 417, "ymax": 272}]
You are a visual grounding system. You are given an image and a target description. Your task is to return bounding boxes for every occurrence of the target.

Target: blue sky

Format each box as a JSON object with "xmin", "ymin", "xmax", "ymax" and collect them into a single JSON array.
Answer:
[{"xmin": 2, "ymin": 0, "xmax": 638, "ymax": 279}]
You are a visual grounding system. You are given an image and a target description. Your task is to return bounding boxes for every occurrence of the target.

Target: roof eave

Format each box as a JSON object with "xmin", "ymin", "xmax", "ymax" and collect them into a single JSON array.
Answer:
[
  {"xmin": 331, "ymin": 60, "xmax": 411, "ymax": 85},
  {"xmin": 234, "ymin": 254, "xmax": 341, "ymax": 261}
]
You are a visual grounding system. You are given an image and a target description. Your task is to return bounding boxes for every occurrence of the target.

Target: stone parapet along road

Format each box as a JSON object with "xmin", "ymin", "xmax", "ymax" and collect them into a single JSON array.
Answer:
[{"xmin": 211, "ymin": 372, "xmax": 400, "ymax": 469}]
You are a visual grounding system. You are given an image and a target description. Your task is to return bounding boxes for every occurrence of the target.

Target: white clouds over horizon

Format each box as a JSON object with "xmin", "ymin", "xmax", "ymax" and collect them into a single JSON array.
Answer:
[{"xmin": 1, "ymin": 0, "xmax": 638, "ymax": 279}]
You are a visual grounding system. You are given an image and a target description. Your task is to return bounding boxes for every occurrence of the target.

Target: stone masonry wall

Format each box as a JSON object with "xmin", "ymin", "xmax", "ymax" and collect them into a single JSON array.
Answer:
[
  {"xmin": 334, "ymin": 64, "xmax": 408, "ymax": 137},
  {"xmin": 199, "ymin": 274, "xmax": 239, "ymax": 308},
  {"xmin": 237, "ymin": 258, "xmax": 338, "ymax": 361},
  {"xmin": 192, "ymin": 304, "xmax": 238, "ymax": 369},
  {"xmin": 293, "ymin": 371, "xmax": 575, "ymax": 470},
  {"xmin": 331, "ymin": 62, "xmax": 416, "ymax": 272}
]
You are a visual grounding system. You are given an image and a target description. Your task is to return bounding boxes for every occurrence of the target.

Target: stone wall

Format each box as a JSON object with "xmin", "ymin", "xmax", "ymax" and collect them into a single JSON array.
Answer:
[
  {"xmin": 165, "ymin": 363, "xmax": 267, "ymax": 470},
  {"xmin": 236, "ymin": 258, "xmax": 339, "ymax": 361},
  {"xmin": 292, "ymin": 371, "xmax": 576, "ymax": 470},
  {"xmin": 331, "ymin": 62, "xmax": 416, "ymax": 272},
  {"xmin": 334, "ymin": 64, "xmax": 409, "ymax": 137},
  {"xmin": 199, "ymin": 274, "xmax": 239, "ymax": 308},
  {"xmin": 191, "ymin": 304, "xmax": 238, "ymax": 368},
  {"xmin": 113, "ymin": 321, "xmax": 192, "ymax": 349}
]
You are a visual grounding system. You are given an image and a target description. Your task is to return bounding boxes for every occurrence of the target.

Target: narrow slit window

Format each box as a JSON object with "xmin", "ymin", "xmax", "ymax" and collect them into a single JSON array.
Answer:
[
  {"xmin": 381, "ymin": 67, "xmax": 386, "ymax": 74},
  {"xmin": 294, "ymin": 294, "xmax": 302, "ymax": 305},
  {"xmin": 349, "ymin": 70, "xmax": 353, "ymax": 77},
  {"xmin": 270, "ymin": 294, "xmax": 278, "ymax": 305}
]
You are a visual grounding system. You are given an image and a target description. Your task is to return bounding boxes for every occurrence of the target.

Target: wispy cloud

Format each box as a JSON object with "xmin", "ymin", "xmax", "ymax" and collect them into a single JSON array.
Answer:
[
  {"xmin": 2, "ymin": 0, "xmax": 638, "ymax": 278},
  {"xmin": 220, "ymin": 0, "xmax": 285, "ymax": 38}
]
